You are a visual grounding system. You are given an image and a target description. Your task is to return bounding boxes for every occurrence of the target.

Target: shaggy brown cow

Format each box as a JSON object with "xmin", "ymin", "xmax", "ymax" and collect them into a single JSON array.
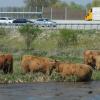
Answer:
[
  {"xmin": 84, "ymin": 50, "xmax": 100, "ymax": 69},
  {"xmin": 95, "ymin": 56, "xmax": 100, "ymax": 70},
  {"xmin": 55, "ymin": 62, "xmax": 93, "ymax": 81},
  {"xmin": 21, "ymin": 55, "xmax": 56, "ymax": 75},
  {"xmin": 3, "ymin": 54, "xmax": 13, "ymax": 73},
  {"xmin": 21, "ymin": 55, "xmax": 34, "ymax": 73},
  {"xmin": 0, "ymin": 55, "xmax": 5, "ymax": 69},
  {"xmin": 0, "ymin": 54, "xmax": 13, "ymax": 74}
]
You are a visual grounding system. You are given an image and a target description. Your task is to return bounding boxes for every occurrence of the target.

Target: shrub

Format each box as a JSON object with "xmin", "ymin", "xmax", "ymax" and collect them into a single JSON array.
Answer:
[
  {"xmin": 19, "ymin": 24, "xmax": 42, "ymax": 50},
  {"xmin": 0, "ymin": 27, "xmax": 7, "ymax": 36},
  {"xmin": 58, "ymin": 29, "xmax": 78, "ymax": 48}
]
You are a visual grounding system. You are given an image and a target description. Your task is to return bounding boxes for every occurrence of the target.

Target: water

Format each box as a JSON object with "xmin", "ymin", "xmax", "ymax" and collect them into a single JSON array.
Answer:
[{"xmin": 0, "ymin": 82, "xmax": 100, "ymax": 100}]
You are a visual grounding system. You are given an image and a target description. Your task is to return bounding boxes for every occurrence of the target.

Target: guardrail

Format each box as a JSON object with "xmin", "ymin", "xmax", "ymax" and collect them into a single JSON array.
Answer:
[{"xmin": 0, "ymin": 23, "xmax": 100, "ymax": 30}]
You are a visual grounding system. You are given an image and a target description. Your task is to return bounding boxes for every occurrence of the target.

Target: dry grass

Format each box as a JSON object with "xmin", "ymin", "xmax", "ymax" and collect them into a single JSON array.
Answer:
[{"xmin": 0, "ymin": 29, "xmax": 99, "ymax": 83}]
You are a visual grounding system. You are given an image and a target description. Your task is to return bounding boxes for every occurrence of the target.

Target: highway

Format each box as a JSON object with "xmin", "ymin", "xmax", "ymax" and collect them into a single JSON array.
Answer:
[
  {"xmin": 53, "ymin": 20, "xmax": 100, "ymax": 24},
  {"xmin": 0, "ymin": 20, "xmax": 100, "ymax": 30}
]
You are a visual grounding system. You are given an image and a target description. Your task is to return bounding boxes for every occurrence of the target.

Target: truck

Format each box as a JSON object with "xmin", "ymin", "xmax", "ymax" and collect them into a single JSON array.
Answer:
[{"xmin": 85, "ymin": 7, "xmax": 100, "ymax": 21}]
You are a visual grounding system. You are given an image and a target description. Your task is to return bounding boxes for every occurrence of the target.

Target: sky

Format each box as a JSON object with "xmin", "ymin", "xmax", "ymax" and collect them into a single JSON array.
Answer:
[{"xmin": 0, "ymin": 0, "xmax": 92, "ymax": 7}]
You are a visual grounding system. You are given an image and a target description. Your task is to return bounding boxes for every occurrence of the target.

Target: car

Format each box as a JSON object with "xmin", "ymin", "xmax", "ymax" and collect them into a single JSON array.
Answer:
[
  {"xmin": 0, "ymin": 17, "xmax": 14, "ymax": 24},
  {"xmin": 13, "ymin": 18, "xmax": 33, "ymax": 24},
  {"xmin": 33, "ymin": 18, "xmax": 57, "ymax": 27}
]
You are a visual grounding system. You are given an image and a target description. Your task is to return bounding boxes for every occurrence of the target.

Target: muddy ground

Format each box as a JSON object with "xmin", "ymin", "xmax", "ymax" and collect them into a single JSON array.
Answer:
[{"xmin": 0, "ymin": 81, "xmax": 100, "ymax": 100}]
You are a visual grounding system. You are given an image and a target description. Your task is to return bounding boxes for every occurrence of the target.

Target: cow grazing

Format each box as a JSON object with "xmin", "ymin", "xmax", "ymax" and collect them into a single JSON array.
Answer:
[
  {"xmin": 84, "ymin": 50, "xmax": 100, "ymax": 69},
  {"xmin": 55, "ymin": 62, "xmax": 93, "ymax": 81},
  {"xmin": 3, "ymin": 54, "xmax": 13, "ymax": 73},
  {"xmin": 0, "ymin": 54, "xmax": 13, "ymax": 74},
  {"xmin": 21, "ymin": 55, "xmax": 56, "ymax": 75},
  {"xmin": 95, "ymin": 56, "xmax": 100, "ymax": 70},
  {"xmin": 21, "ymin": 55, "xmax": 34, "ymax": 73}
]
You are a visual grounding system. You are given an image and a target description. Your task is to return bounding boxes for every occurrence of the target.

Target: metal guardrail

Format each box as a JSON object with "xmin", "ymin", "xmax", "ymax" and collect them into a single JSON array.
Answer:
[{"xmin": 0, "ymin": 23, "xmax": 100, "ymax": 30}]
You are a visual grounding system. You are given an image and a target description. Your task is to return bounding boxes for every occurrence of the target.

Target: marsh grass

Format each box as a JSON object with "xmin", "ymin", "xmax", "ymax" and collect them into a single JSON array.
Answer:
[{"xmin": 0, "ymin": 29, "xmax": 99, "ymax": 83}]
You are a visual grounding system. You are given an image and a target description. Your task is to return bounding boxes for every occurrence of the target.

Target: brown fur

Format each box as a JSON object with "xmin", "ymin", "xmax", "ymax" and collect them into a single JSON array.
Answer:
[
  {"xmin": 3, "ymin": 54, "xmax": 13, "ymax": 73},
  {"xmin": 55, "ymin": 63, "xmax": 93, "ymax": 81},
  {"xmin": 21, "ymin": 55, "xmax": 34, "ymax": 73},
  {"xmin": 84, "ymin": 50, "xmax": 100, "ymax": 69},
  {"xmin": 95, "ymin": 56, "xmax": 100, "ymax": 70},
  {"xmin": 21, "ymin": 55, "xmax": 56, "ymax": 75},
  {"xmin": 0, "ymin": 54, "xmax": 13, "ymax": 74}
]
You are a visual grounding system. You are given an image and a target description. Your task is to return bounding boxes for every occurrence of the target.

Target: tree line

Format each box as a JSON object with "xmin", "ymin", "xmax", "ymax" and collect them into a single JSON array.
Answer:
[{"xmin": 24, "ymin": 0, "xmax": 85, "ymax": 10}]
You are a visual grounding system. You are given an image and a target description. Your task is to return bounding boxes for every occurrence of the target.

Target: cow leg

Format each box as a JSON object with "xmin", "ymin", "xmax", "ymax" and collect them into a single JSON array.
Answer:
[{"xmin": 8, "ymin": 61, "xmax": 13, "ymax": 73}]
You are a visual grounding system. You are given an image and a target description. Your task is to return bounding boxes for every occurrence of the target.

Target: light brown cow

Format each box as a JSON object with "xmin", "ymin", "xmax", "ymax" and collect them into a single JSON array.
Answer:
[
  {"xmin": 21, "ymin": 55, "xmax": 34, "ymax": 73},
  {"xmin": 95, "ymin": 56, "xmax": 100, "ymax": 70},
  {"xmin": 55, "ymin": 62, "xmax": 93, "ymax": 81},
  {"xmin": 21, "ymin": 55, "xmax": 56, "ymax": 75},
  {"xmin": 84, "ymin": 50, "xmax": 100, "ymax": 69}
]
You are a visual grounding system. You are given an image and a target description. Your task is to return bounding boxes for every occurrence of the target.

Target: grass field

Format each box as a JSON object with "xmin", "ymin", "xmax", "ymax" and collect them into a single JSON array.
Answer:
[{"xmin": 0, "ymin": 28, "xmax": 99, "ymax": 83}]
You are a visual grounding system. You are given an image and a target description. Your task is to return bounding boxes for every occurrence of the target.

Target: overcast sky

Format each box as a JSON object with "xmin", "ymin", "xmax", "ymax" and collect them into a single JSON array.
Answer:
[{"xmin": 0, "ymin": 0, "xmax": 92, "ymax": 7}]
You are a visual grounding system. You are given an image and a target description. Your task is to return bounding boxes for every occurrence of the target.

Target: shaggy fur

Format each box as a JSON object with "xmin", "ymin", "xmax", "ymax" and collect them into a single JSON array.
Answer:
[
  {"xmin": 0, "ymin": 54, "xmax": 13, "ymax": 74},
  {"xmin": 84, "ymin": 50, "xmax": 100, "ymax": 69},
  {"xmin": 21, "ymin": 55, "xmax": 56, "ymax": 75},
  {"xmin": 95, "ymin": 56, "xmax": 100, "ymax": 70},
  {"xmin": 55, "ymin": 62, "xmax": 93, "ymax": 81}
]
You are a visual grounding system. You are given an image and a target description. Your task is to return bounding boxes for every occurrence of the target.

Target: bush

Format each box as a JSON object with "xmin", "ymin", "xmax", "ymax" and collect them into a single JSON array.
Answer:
[
  {"xmin": 0, "ymin": 27, "xmax": 7, "ymax": 36},
  {"xmin": 58, "ymin": 29, "xmax": 78, "ymax": 48},
  {"xmin": 19, "ymin": 24, "xmax": 42, "ymax": 50}
]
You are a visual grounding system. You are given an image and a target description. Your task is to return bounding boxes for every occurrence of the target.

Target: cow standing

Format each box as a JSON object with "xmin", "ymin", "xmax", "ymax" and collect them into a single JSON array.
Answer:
[
  {"xmin": 0, "ymin": 54, "xmax": 13, "ymax": 74},
  {"xmin": 84, "ymin": 50, "xmax": 100, "ymax": 69},
  {"xmin": 21, "ymin": 55, "xmax": 56, "ymax": 75},
  {"xmin": 55, "ymin": 62, "xmax": 93, "ymax": 81}
]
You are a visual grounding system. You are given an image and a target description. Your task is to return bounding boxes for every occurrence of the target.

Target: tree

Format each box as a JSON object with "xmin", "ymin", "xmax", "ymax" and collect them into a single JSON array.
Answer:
[
  {"xmin": 24, "ymin": 0, "xmax": 59, "ymax": 11},
  {"xmin": 86, "ymin": 3, "xmax": 92, "ymax": 10},
  {"xmin": 19, "ymin": 24, "xmax": 41, "ymax": 50},
  {"xmin": 69, "ymin": 2, "xmax": 83, "ymax": 10},
  {"xmin": 92, "ymin": 0, "xmax": 100, "ymax": 7}
]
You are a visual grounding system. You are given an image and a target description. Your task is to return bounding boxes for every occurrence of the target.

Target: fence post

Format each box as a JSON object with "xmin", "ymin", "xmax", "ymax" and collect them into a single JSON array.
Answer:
[
  {"xmin": 65, "ymin": 7, "xmax": 67, "ymax": 20},
  {"xmin": 42, "ymin": 6, "xmax": 44, "ymax": 18},
  {"xmin": 36, "ymin": 6, "xmax": 37, "ymax": 12},
  {"xmin": 50, "ymin": 7, "xmax": 52, "ymax": 20}
]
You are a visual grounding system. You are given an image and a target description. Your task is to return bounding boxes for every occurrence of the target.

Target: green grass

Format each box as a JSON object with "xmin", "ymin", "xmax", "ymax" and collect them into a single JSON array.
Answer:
[{"xmin": 0, "ymin": 29, "xmax": 99, "ymax": 83}]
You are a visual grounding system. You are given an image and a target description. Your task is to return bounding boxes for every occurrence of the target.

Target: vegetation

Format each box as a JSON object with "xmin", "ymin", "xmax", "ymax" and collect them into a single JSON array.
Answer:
[
  {"xmin": 92, "ymin": 0, "xmax": 100, "ymax": 7},
  {"xmin": 0, "ymin": 28, "xmax": 99, "ymax": 83},
  {"xmin": 19, "ymin": 24, "xmax": 42, "ymax": 50},
  {"xmin": 58, "ymin": 29, "xmax": 78, "ymax": 48},
  {"xmin": 24, "ymin": 0, "xmax": 59, "ymax": 10},
  {"xmin": 24, "ymin": 0, "xmax": 85, "ymax": 10}
]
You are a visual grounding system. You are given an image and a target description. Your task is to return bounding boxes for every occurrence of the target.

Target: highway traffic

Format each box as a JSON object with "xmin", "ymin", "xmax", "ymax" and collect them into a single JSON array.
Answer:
[{"xmin": 0, "ymin": 17, "xmax": 100, "ymax": 30}]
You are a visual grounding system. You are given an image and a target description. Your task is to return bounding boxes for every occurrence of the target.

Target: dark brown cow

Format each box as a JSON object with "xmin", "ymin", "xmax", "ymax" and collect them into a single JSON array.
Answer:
[
  {"xmin": 3, "ymin": 54, "xmax": 13, "ymax": 73},
  {"xmin": 55, "ymin": 62, "xmax": 93, "ymax": 81},
  {"xmin": 84, "ymin": 50, "xmax": 100, "ymax": 69},
  {"xmin": 0, "ymin": 54, "xmax": 13, "ymax": 74},
  {"xmin": 0, "ymin": 55, "xmax": 5, "ymax": 70}
]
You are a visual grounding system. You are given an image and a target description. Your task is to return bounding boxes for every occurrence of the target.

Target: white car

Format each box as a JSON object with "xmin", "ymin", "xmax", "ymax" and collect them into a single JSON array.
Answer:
[
  {"xmin": 33, "ymin": 18, "xmax": 57, "ymax": 27},
  {"xmin": 0, "ymin": 17, "xmax": 14, "ymax": 24}
]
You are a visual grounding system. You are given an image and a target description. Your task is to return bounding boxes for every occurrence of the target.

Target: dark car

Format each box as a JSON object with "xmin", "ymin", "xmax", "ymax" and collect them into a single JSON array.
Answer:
[{"xmin": 13, "ymin": 18, "xmax": 33, "ymax": 24}]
